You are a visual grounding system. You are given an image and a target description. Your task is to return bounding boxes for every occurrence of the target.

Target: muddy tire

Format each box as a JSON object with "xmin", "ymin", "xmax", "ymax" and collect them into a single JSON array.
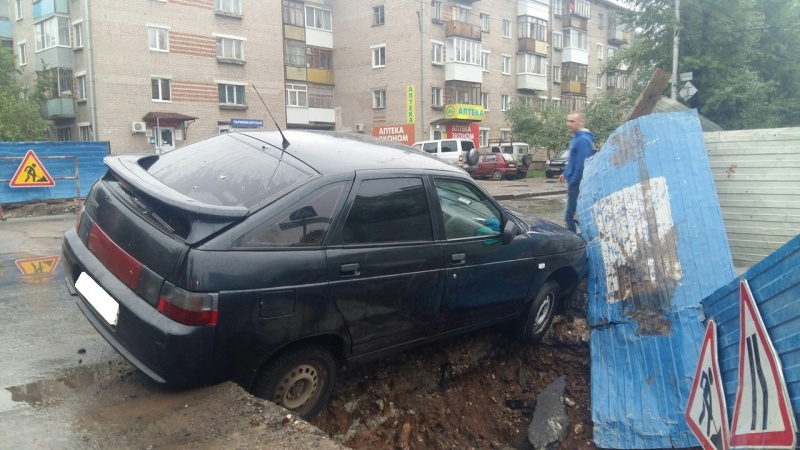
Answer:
[
  {"xmin": 516, "ymin": 280, "xmax": 560, "ymax": 344},
  {"xmin": 252, "ymin": 345, "xmax": 337, "ymax": 419},
  {"xmin": 491, "ymin": 170, "xmax": 502, "ymax": 181}
]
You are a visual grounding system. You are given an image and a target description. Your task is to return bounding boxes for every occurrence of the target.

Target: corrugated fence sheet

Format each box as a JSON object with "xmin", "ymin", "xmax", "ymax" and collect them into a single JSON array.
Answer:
[
  {"xmin": 0, "ymin": 142, "xmax": 110, "ymax": 204},
  {"xmin": 577, "ymin": 110, "xmax": 736, "ymax": 448},
  {"xmin": 702, "ymin": 234, "xmax": 800, "ymax": 443}
]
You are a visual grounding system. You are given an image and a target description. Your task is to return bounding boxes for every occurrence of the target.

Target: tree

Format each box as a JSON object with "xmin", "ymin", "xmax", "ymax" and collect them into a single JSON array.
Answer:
[
  {"xmin": 0, "ymin": 49, "xmax": 51, "ymax": 141},
  {"xmin": 618, "ymin": 0, "xmax": 800, "ymax": 129}
]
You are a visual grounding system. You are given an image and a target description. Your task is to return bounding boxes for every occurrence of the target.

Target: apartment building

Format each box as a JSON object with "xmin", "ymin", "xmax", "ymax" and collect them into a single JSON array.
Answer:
[{"xmin": 8, "ymin": 0, "xmax": 630, "ymax": 153}]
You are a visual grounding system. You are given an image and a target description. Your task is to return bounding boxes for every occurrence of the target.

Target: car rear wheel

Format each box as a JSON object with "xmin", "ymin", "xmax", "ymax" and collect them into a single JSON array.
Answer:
[
  {"xmin": 516, "ymin": 280, "xmax": 560, "ymax": 344},
  {"xmin": 491, "ymin": 170, "xmax": 502, "ymax": 181},
  {"xmin": 545, "ymin": 171, "xmax": 554, "ymax": 178},
  {"xmin": 522, "ymin": 153, "xmax": 533, "ymax": 168},
  {"xmin": 252, "ymin": 345, "xmax": 337, "ymax": 419}
]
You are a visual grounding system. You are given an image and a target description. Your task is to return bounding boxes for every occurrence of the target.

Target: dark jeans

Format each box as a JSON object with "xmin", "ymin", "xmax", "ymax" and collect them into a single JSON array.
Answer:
[{"xmin": 565, "ymin": 183, "xmax": 579, "ymax": 233}]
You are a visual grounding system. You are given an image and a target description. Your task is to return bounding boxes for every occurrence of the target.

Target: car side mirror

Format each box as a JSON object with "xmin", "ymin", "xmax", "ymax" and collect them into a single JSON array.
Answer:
[{"xmin": 501, "ymin": 219, "xmax": 519, "ymax": 245}]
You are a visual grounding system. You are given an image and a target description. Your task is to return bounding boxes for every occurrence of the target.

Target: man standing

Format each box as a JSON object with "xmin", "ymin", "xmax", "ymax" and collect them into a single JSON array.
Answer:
[{"xmin": 560, "ymin": 111, "xmax": 595, "ymax": 234}]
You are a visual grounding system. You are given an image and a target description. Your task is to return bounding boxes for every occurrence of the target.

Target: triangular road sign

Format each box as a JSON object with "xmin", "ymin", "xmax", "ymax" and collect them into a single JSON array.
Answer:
[
  {"xmin": 730, "ymin": 279, "xmax": 797, "ymax": 449},
  {"xmin": 686, "ymin": 319, "xmax": 730, "ymax": 450},
  {"xmin": 15, "ymin": 256, "xmax": 60, "ymax": 276},
  {"xmin": 9, "ymin": 150, "xmax": 55, "ymax": 187}
]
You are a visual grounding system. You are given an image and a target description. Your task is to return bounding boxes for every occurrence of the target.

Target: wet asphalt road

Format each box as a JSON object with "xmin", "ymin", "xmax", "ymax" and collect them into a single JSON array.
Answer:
[{"xmin": 0, "ymin": 189, "xmax": 568, "ymax": 447}]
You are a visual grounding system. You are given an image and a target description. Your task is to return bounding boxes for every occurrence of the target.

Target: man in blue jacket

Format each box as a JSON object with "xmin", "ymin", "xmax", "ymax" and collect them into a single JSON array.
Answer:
[{"xmin": 559, "ymin": 111, "xmax": 595, "ymax": 234}]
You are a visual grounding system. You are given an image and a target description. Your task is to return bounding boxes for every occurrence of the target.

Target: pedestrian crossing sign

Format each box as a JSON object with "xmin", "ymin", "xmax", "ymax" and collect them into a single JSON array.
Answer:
[{"xmin": 9, "ymin": 150, "xmax": 55, "ymax": 187}]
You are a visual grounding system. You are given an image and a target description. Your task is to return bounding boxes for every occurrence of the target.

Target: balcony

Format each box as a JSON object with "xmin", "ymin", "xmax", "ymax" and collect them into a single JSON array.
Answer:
[
  {"xmin": 561, "ymin": 81, "xmax": 586, "ymax": 95},
  {"xmin": 518, "ymin": 38, "xmax": 548, "ymax": 56},
  {"xmin": 445, "ymin": 61, "xmax": 483, "ymax": 83},
  {"xmin": 307, "ymin": 68, "xmax": 334, "ymax": 85},
  {"xmin": 285, "ymin": 65, "xmax": 307, "ymax": 81},
  {"xmin": 563, "ymin": 0, "xmax": 590, "ymax": 19},
  {"xmin": 42, "ymin": 98, "xmax": 75, "ymax": 119},
  {"xmin": 562, "ymin": 47, "xmax": 588, "ymax": 65},
  {"xmin": 562, "ymin": 15, "xmax": 587, "ymax": 31},
  {"xmin": 446, "ymin": 20, "xmax": 481, "ymax": 41},
  {"xmin": 517, "ymin": 73, "xmax": 548, "ymax": 92},
  {"xmin": 608, "ymin": 28, "xmax": 629, "ymax": 46},
  {"xmin": 33, "ymin": 0, "xmax": 69, "ymax": 20}
]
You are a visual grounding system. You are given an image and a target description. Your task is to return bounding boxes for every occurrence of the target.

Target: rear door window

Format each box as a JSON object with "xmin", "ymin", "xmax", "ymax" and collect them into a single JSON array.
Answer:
[
  {"xmin": 147, "ymin": 134, "xmax": 311, "ymax": 209},
  {"xmin": 422, "ymin": 142, "xmax": 438, "ymax": 154},
  {"xmin": 441, "ymin": 140, "xmax": 457, "ymax": 153},
  {"xmin": 342, "ymin": 178, "xmax": 433, "ymax": 244},
  {"xmin": 461, "ymin": 140, "xmax": 475, "ymax": 153}
]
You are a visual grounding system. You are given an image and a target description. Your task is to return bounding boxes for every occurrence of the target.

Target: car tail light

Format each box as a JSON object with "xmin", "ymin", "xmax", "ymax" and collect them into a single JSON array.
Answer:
[
  {"xmin": 459, "ymin": 154, "xmax": 464, "ymax": 163},
  {"xmin": 157, "ymin": 282, "xmax": 218, "ymax": 326},
  {"xmin": 86, "ymin": 222, "xmax": 164, "ymax": 306}
]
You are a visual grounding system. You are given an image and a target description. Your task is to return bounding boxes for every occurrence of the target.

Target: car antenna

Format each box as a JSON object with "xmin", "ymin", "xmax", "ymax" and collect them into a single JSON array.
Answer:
[{"xmin": 252, "ymin": 84, "xmax": 290, "ymax": 151}]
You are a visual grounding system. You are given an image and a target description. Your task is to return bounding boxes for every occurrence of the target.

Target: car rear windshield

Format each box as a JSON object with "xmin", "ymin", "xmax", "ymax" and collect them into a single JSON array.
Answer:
[{"xmin": 147, "ymin": 134, "xmax": 311, "ymax": 208}]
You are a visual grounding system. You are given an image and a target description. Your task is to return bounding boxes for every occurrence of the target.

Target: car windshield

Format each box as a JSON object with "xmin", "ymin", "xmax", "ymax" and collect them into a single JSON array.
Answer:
[
  {"xmin": 148, "ymin": 134, "xmax": 312, "ymax": 209},
  {"xmin": 501, "ymin": 154, "xmax": 515, "ymax": 163},
  {"xmin": 556, "ymin": 149, "xmax": 570, "ymax": 159}
]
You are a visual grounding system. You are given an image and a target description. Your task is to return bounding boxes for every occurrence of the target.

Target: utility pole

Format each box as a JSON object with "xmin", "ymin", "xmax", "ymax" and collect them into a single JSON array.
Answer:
[{"xmin": 671, "ymin": 0, "xmax": 680, "ymax": 99}]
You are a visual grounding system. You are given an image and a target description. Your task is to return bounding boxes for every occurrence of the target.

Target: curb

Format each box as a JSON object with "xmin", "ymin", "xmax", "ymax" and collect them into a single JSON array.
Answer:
[{"xmin": 492, "ymin": 190, "xmax": 566, "ymax": 201}]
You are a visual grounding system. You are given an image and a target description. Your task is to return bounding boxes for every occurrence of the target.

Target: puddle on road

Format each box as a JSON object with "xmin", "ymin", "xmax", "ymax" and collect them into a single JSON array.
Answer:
[
  {"xmin": 502, "ymin": 197, "xmax": 565, "ymax": 223},
  {"xmin": 0, "ymin": 252, "xmax": 64, "ymax": 289},
  {"xmin": 1, "ymin": 364, "xmax": 121, "ymax": 414}
]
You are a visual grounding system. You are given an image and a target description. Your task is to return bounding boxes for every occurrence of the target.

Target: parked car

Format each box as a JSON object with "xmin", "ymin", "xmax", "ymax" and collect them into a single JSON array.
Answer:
[
  {"xmin": 472, "ymin": 153, "xmax": 518, "ymax": 180},
  {"xmin": 412, "ymin": 139, "xmax": 477, "ymax": 167},
  {"xmin": 62, "ymin": 130, "xmax": 587, "ymax": 419},
  {"xmin": 545, "ymin": 149, "xmax": 570, "ymax": 178},
  {"xmin": 486, "ymin": 140, "xmax": 533, "ymax": 179}
]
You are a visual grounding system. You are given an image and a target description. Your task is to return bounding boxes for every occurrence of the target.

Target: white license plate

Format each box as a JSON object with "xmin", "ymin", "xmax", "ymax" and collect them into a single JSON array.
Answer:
[{"xmin": 75, "ymin": 273, "xmax": 120, "ymax": 326}]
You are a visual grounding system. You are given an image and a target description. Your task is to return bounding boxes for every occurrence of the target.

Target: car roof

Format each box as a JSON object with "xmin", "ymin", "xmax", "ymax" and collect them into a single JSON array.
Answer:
[{"xmin": 238, "ymin": 130, "xmax": 464, "ymax": 175}]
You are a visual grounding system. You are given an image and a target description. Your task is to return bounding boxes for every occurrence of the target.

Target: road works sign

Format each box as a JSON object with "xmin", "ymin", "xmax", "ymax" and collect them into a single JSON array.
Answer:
[
  {"xmin": 15, "ymin": 256, "xmax": 60, "ymax": 276},
  {"xmin": 729, "ymin": 279, "xmax": 796, "ymax": 449},
  {"xmin": 686, "ymin": 320, "xmax": 730, "ymax": 450},
  {"xmin": 9, "ymin": 150, "xmax": 55, "ymax": 187}
]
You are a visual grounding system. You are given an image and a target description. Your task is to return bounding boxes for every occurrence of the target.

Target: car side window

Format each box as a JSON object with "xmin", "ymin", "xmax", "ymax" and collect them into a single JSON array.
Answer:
[
  {"xmin": 441, "ymin": 140, "xmax": 456, "ymax": 153},
  {"xmin": 486, "ymin": 154, "xmax": 497, "ymax": 162},
  {"xmin": 434, "ymin": 178, "xmax": 502, "ymax": 240},
  {"xmin": 461, "ymin": 140, "xmax": 475, "ymax": 153},
  {"xmin": 422, "ymin": 142, "xmax": 438, "ymax": 154},
  {"xmin": 235, "ymin": 182, "xmax": 346, "ymax": 248},
  {"xmin": 342, "ymin": 178, "xmax": 433, "ymax": 244}
]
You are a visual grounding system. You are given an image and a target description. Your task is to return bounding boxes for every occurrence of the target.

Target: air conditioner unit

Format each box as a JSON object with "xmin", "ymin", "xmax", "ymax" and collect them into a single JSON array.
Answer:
[
  {"xmin": 354, "ymin": 123, "xmax": 366, "ymax": 133},
  {"xmin": 131, "ymin": 121, "xmax": 147, "ymax": 133}
]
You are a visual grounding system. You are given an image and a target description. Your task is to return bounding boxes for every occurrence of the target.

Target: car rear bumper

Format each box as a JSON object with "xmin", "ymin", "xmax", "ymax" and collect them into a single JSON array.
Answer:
[{"xmin": 62, "ymin": 228, "xmax": 223, "ymax": 386}]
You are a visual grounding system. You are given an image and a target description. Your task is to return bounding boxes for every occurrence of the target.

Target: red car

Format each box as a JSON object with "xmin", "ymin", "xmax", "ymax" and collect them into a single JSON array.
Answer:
[{"xmin": 471, "ymin": 153, "xmax": 517, "ymax": 180}]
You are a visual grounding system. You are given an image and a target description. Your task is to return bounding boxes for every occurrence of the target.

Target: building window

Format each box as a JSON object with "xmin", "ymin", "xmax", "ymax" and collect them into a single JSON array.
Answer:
[
  {"xmin": 597, "ymin": 43, "xmax": 604, "ymax": 60},
  {"xmin": 283, "ymin": 0, "xmax": 304, "ymax": 26},
  {"xmin": 597, "ymin": 73, "xmax": 604, "ymax": 89},
  {"xmin": 598, "ymin": 13, "xmax": 605, "ymax": 29},
  {"xmin": 219, "ymin": 83, "xmax": 246, "ymax": 106},
  {"xmin": 371, "ymin": 44, "xmax": 385, "ymax": 68},
  {"xmin": 286, "ymin": 83, "xmax": 308, "ymax": 107},
  {"xmin": 284, "ymin": 40, "xmax": 305, "ymax": 67},
  {"xmin": 553, "ymin": 31, "xmax": 562, "ymax": 50},
  {"xmin": 306, "ymin": 5, "xmax": 332, "ymax": 31},
  {"xmin": 51, "ymin": 68, "xmax": 73, "ymax": 96},
  {"xmin": 431, "ymin": 1, "xmax": 442, "ymax": 21},
  {"xmin": 308, "ymin": 46, "xmax": 333, "ymax": 70},
  {"xmin": 76, "ymin": 74, "xmax": 86, "ymax": 100},
  {"xmin": 215, "ymin": 0, "xmax": 241, "ymax": 15},
  {"xmin": 500, "ymin": 129, "xmax": 511, "ymax": 140},
  {"xmin": 552, "ymin": 98, "xmax": 561, "ymax": 109},
  {"xmin": 308, "ymin": 85, "xmax": 334, "ymax": 108},
  {"xmin": 502, "ymin": 19, "xmax": 511, "ymax": 38},
  {"xmin": 517, "ymin": 96, "xmax": 531, "ymax": 108},
  {"xmin": 608, "ymin": 46, "xmax": 617, "ymax": 60},
  {"xmin": 452, "ymin": 38, "xmax": 480, "ymax": 65},
  {"xmin": 553, "ymin": 0, "xmax": 563, "ymax": 15},
  {"xmin": 72, "ymin": 21, "xmax": 83, "ymax": 49},
  {"xmin": 480, "ymin": 13, "xmax": 490, "ymax": 32},
  {"xmin": 454, "ymin": 5, "xmax": 469, "ymax": 22},
  {"xmin": 564, "ymin": 29, "xmax": 588, "ymax": 51},
  {"xmin": 57, "ymin": 128, "xmax": 72, "ymax": 142},
  {"xmin": 501, "ymin": 54, "xmax": 511, "ymax": 75},
  {"xmin": 373, "ymin": 89, "xmax": 386, "ymax": 109},
  {"xmin": 373, "ymin": 5, "xmax": 384, "ymax": 26},
  {"xmin": 538, "ymin": 97, "xmax": 548, "ymax": 111},
  {"xmin": 17, "ymin": 41, "xmax": 26, "ymax": 66},
  {"xmin": 151, "ymin": 78, "xmax": 171, "ymax": 101},
  {"xmin": 431, "ymin": 40, "xmax": 443, "ymax": 64},
  {"xmin": 518, "ymin": 54, "xmax": 546, "ymax": 76},
  {"xmin": 431, "ymin": 86, "xmax": 443, "ymax": 107},
  {"xmin": 14, "ymin": 0, "xmax": 20, "ymax": 20},
  {"xmin": 34, "ymin": 16, "xmax": 70, "ymax": 51},
  {"xmin": 217, "ymin": 37, "xmax": 244, "ymax": 61},
  {"xmin": 79, "ymin": 125, "xmax": 93, "ymax": 141},
  {"xmin": 481, "ymin": 92, "xmax": 489, "ymax": 110},
  {"xmin": 552, "ymin": 65, "xmax": 561, "ymax": 83},
  {"xmin": 479, "ymin": 129, "xmax": 489, "ymax": 147},
  {"xmin": 148, "ymin": 26, "xmax": 169, "ymax": 52},
  {"xmin": 500, "ymin": 94, "xmax": 510, "ymax": 111},
  {"xmin": 519, "ymin": 16, "xmax": 547, "ymax": 41},
  {"xmin": 481, "ymin": 50, "xmax": 490, "ymax": 71}
]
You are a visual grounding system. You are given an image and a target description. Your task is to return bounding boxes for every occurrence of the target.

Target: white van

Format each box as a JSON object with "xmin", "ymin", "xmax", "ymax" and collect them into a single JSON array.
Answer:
[{"xmin": 412, "ymin": 139, "xmax": 477, "ymax": 166}]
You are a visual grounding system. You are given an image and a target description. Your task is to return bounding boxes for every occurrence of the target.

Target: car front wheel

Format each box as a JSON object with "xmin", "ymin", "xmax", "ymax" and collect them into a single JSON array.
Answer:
[
  {"xmin": 252, "ymin": 345, "xmax": 337, "ymax": 419},
  {"xmin": 516, "ymin": 280, "xmax": 560, "ymax": 344},
  {"xmin": 545, "ymin": 171, "xmax": 554, "ymax": 178}
]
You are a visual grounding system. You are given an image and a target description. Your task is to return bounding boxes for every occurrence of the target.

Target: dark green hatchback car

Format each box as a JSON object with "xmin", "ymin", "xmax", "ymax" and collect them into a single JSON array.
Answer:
[{"xmin": 62, "ymin": 130, "xmax": 587, "ymax": 418}]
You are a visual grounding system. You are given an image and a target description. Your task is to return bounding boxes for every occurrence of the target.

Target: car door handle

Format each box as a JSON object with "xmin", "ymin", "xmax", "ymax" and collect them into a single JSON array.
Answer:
[
  {"xmin": 340, "ymin": 263, "xmax": 360, "ymax": 277},
  {"xmin": 451, "ymin": 253, "xmax": 466, "ymax": 264}
]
